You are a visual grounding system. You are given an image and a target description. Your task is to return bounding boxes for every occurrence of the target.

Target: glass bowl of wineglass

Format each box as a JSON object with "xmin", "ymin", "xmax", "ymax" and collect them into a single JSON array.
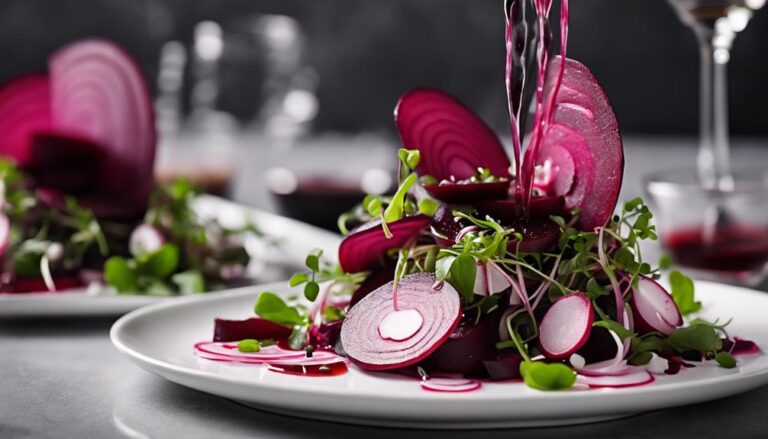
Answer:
[{"xmin": 646, "ymin": 168, "xmax": 768, "ymax": 286}]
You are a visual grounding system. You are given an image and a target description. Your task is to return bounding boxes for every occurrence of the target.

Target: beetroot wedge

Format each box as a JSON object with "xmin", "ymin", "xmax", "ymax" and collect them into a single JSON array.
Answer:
[
  {"xmin": 476, "ymin": 195, "xmax": 566, "ymax": 222},
  {"xmin": 395, "ymin": 89, "xmax": 511, "ymax": 181},
  {"xmin": 0, "ymin": 75, "xmax": 51, "ymax": 165},
  {"xmin": 537, "ymin": 57, "xmax": 624, "ymax": 231},
  {"xmin": 430, "ymin": 205, "xmax": 469, "ymax": 247},
  {"xmin": 424, "ymin": 180, "xmax": 510, "ymax": 204},
  {"xmin": 539, "ymin": 292, "xmax": 594, "ymax": 359},
  {"xmin": 340, "ymin": 272, "xmax": 461, "ymax": 371},
  {"xmin": 507, "ymin": 218, "xmax": 560, "ymax": 253},
  {"xmin": 49, "ymin": 39, "xmax": 156, "ymax": 218},
  {"xmin": 338, "ymin": 215, "xmax": 431, "ymax": 273},
  {"xmin": 26, "ymin": 131, "xmax": 106, "ymax": 195},
  {"xmin": 213, "ymin": 317, "xmax": 292, "ymax": 342}
]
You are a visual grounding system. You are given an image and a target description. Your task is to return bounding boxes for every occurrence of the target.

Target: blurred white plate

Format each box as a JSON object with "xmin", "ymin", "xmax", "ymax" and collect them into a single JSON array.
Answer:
[
  {"xmin": 0, "ymin": 196, "xmax": 341, "ymax": 318},
  {"xmin": 111, "ymin": 280, "xmax": 768, "ymax": 429}
]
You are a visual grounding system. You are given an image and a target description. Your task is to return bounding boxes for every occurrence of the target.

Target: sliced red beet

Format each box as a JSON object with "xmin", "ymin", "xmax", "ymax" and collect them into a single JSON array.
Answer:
[
  {"xmin": 476, "ymin": 195, "xmax": 566, "ymax": 222},
  {"xmin": 213, "ymin": 317, "xmax": 292, "ymax": 342},
  {"xmin": 395, "ymin": 89, "xmax": 511, "ymax": 181},
  {"xmin": 340, "ymin": 272, "xmax": 461, "ymax": 371},
  {"xmin": 0, "ymin": 275, "xmax": 82, "ymax": 293},
  {"xmin": 308, "ymin": 321, "xmax": 344, "ymax": 350},
  {"xmin": 575, "ymin": 327, "xmax": 619, "ymax": 364},
  {"xmin": 507, "ymin": 218, "xmax": 560, "ymax": 253},
  {"xmin": 423, "ymin": 181, "xmax": 510, "ymax": 204},
  {"xmin": 26, "ymin": 131, "xmax": 106, "ymax": 196},
  {"xmin": 424, "ymin": 317, "xmax": 495, "ymax": 375},
  {"xmin": 536, "ymin": 57, "xmax": 624, "ymax": 231},
  {"xmin": 0, "ymin": 75, "xmax": 51, "ymax": 165},
  {"xmin": 338, "ymin": 215, "xmax": 431, "ymax": 274},
  {"xmin": 483, "ymin": 350, "xmax": 525, "ymax": 380},
  {"xmin": 430, "ymin": 205, "xmax": 468, "ymax": 247},
  {"xmin": 724, "ymin": 338, "xmax": 761, "ymax": 356},
  {"xmin": 539, "ymin": 292, "xmax": 594, "ymax": 359},
  {"xmin": 49, "ymin": 39, "xmax": 156, "ymax": 218},
  {"xmin": 630, "ymin": 276, "xmax": 682, "ymax": 336}
]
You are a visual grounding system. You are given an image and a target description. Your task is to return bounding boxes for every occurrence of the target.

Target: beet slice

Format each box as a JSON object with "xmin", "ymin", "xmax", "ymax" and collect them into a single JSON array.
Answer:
[
  {"xmin": 0, "ymin": 75, "xmax": 51, "ymax": 165},
  {"xmin": 395, "ymin": 89, "xmax": 511, "ymax": 181},
  {"xmin": 537, "ymin": 57, "xmax": 624, "ymax": 231},
  {"xmin": 213, "ymin": 317, "xmax": 292, "ymax": 342},
  {"xmin": 630, "ymin": 275, "xmax": 682, "ymax": 336},
  {"xmin": 425, "ymin": 317, "xmax": 495, "ymax": 375},
  {"xmin": 483, "ymin": 350, "xmax": 525, "ymax": 381},
  {"xmin": 423, "ymin": 181, "xmax": 510, "ymax": 204},
  {"xmin": 26, "ymin": 131, "xmax": 106, "ymax": 196},
  {"xmin": 539, "ymin": 292, "xmax": 594, "ymax": 359},
  {"xmin": 476, "ymin": 195, "xmax": 566, "ymax": 222},
  {"xmin": 0, "ymin": 275, "xmax": 82, "ymax": 293},
  {"xmin": 430, "ymin": 205, "xmax": 468, "ymax": 247},
  {"xmin": 338, "ymin": 215, "xmax": 431, "ymax": 274},
  {"xmin": 507, "ymin": 218, "xmax": 560, "ymax": 253},
  {"xmin": 349, "ymin": 268, "xmax": 394, "ymax": 308},
  {"xmin": 340, "ymin": 272, "xmax": 461, "ymax": 371},
  {"xmin": 49, "ymin": 39, "xmax": 156, "ymax": 218}
]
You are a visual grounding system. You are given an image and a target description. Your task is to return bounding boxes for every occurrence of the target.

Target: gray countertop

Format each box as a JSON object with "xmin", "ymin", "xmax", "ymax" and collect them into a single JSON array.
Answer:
[{"xmin": 2, "ymin": 136, "xmax": 768, "ymax": 438}]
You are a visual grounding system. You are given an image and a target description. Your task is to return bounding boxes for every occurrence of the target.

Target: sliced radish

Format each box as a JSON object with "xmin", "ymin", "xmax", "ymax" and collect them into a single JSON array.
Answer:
[
  {"xmin": 338, "ymin": 215, "xmax": 431, "ymax": 274},
  {"xmin": 0, "ymin": 75, "xmax": 51, "ymax": 165},
  {"xmin": 340, "ymin": 272, "xmax": 461, "ymax": 371},
  {"xmin": 631, "ymin": 275, "xmax": 682, "ymax": 336},
  {"xmin": 476, "ymin": 195, "xmax": 566, "ymax": 222},
  {"xmin": 423, "ymin": 181, "xmax": 510, "ymax": 204},
  {"xmin": 536, "ymin": 57, "xmax": 624, "ymax": 231},
  {"xmin": 646, "ymin": 353, "xmax": 670, "ymax": 375},
  {"xmin": 486, "ymin": 262, "xmax": 512, "ymax": 295},
  {"xmin": 539, "ymin": 292, "xmax": 594, "ymax": 359},
  {"xmin": 195, "ymin": 342, "xmax": 306, "ymax": 362},
  {"xmin": 378, "ymin": 309, "xmax": 424, "ymax": 341},
  {"xmin": 49, "ymin": 39, "xmax": 156, "ymax": 217},
  {"xmin": 129, "ymin": 224, "xmax": 165, "ymax": 257},
  {"xmin": 395, "ymin": 89, "xmax": 511, "ymax": 181},
  {"xmin": 577, "ymin": 369, "xmax": 654, "ymax": 389},
  {"xmin": 213, "ymin": 318, "xmax": 292, "ymax": 343},
  {"xmin": 421, "ymin": 377, "xmax": 482, "ymax": 393},
  {"xmin": 473, "ymin": 260, "xmax": 489, "ymax": 296}
]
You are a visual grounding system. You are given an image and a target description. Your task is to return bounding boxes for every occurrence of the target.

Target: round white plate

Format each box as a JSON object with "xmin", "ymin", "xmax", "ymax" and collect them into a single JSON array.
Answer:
[
  {"xmin": 0, "ymin": 196, "xmax": 341, "ymax": 318},
  {"xmin": 111, "ymin": 280, "xmax": 768, "ymax": 429}
]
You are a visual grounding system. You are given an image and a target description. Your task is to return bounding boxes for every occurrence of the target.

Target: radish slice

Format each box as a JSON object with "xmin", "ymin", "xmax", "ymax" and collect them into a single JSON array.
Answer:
[
  {"xmin": 486, "ymin": 262, "xmax": 512, "ymax": 295},
  {"xmin": 646, "ymin": 353, "xmax": 670, "ymax": 375},
  {"xmin": 476, "ymin": 195, "xmax": 566, "ymax": 222},
  {"xmin": 423, "ymin": 181, "xmax": 510, "ymax": 204},
  {"xmin": 338, "ymin": 215, "xmax": 431, "ymax": 273},
  {"xmin": 421, "ymin": 377, "xmax": 482, "ymax": 393},
  {"xmin": 0, "ymin": 75, "xmax": 51, "ymax": 165},
  {"xmin": 631, "ymin": 275, "xmax": 682, "ymax": 336},
  {"xmin": 340, "ymin": 273, "xmax": 461, "ymax": 371},
  {"xmin": 378, "ymin": 309, "xmax": 424, "ymax": 341},
  {"xmin": 49, "ymin": 39, "xmax": 156, "ymax": 217},
  {"xmin": 539, "ymin": 292, "xmax": 594, "ymax": 359},
  {"xmin": 473, "ymin": 261, "xmax": 489, "ymax": 296},
  {"xmin": 129, "ymin": 224, "xmax": 165, "ymax": 257},
  {"xmin": 195, "ymin": 342, "xmax": 306, "ymax": 362},
  {"xmin": 577, "ymin": 369, "xmax": 654, "ymax": 389},
  {"xmin": 395, "ymin": 89, "xmax": 511, "ymax": 181},
  {"xmin": 213, "ymin": 318, "xmax": 292, "ymax": 342},
  {"xmin": 537, "ymin": 57, "xmax": 623, "ymax": 231}
]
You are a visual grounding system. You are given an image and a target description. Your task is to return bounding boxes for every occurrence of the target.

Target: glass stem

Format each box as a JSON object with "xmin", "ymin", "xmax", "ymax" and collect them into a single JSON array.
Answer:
[{"xmin": 696, "ymin": 30, "xmax": 734, "ymax": 191}]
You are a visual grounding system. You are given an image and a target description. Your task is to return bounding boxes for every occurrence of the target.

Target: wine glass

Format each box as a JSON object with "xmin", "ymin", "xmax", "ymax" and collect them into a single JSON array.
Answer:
[{"xmin": 666, "ymin": 0, "xmax": 765, "ymax": 190}]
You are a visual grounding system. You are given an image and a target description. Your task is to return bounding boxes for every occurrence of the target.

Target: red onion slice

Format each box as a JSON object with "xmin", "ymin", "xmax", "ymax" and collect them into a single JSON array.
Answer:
[
  {"xmin": 338, "ymin": 215, "xmax": 431, "ymax": 274},
  {"xmin": 0, "ymin": 75, "xmax": 51, "ymax": 165},
  {"xmin": 395, "ymin": 89, "xmax": 511, "ymax": 181},
  {"xmin": 539, "ymin": 292, "xmax": 594, "ymax": 359},
  {"xmin": 49, "ymin": 39, "xmax": 156, "ymax": 217},
  {"xmin": 577, "ymin": 369, "xmax": 655, "ymax": 389},
  {"xmin": 340, "ymin": 273, "xmax": 462, "ymax": 371}
]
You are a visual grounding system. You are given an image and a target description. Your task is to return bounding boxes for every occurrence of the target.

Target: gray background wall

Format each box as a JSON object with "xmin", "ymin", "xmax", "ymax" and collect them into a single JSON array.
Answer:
[{"xmin": 1, "ymin": 0, "xmax": 766, "ymax": 135}]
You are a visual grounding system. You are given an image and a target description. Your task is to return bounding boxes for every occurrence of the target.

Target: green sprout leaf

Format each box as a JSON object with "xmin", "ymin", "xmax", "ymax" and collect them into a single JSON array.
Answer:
[
  {"xmin": 669, "ymin": 270, "xmax": 701, "ymax": 316},
  {"xmin": 715, "ymin": 351, "xmax": 737, "ymax": 369},
  {"xmin": 666, "ymin": 324, "xmax": 723, "ymax": 352},
  {"xmin": 520, "ymin": 361, "xmax": 576, "ymax": 391},
  {"xmin": 449, "ymin": 253, "xmax": 477, "ymax": 302},
  {"xmin": 254, "ymin": 291, "xmax": 304, "ymax": 327},
  {"xmin": 237, "ymin": 339, "xmax": 261, "ymax": 353},
  {"xmin": 289, "ymin": 272, "xmax": 310, "ymax": 287},
  {"xmin": 383, "ymin": 173, "xmax": 417, "ymax": 223},
  {"xmin": 171, "ymin": 270, "xmax": 205, "ymax": 295},
  {"xmin": 418, "ymin": 198, "xmax": 440, "ymax": 216},
  {"xmin": 304, "ymin": 281, "xmax": 320, "ymax": 301},
  {"xmin": 305, "ymin": 248, "xmax": 323, "ymax": 272},
  {"xmin": 137, "ymin": 244, "xmax": 179, "ymax": 278},
  {"xmin": 104, "ymin": 257, "xmax": 138, "ymax": 293}
]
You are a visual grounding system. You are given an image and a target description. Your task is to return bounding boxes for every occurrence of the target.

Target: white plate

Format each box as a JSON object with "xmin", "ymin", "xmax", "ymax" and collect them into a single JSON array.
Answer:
[
  {"xmin": 0, "ymin": 196, "xmax": 341, "ymax": 318},
  {"xmin": 111, "ymin": 280, "xmax": 768, "ymax": 429}
]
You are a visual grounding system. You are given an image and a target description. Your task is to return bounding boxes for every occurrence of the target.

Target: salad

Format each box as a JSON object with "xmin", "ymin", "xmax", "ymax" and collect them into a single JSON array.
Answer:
[
  {"xmin": 0, "ymin": 39, "xmax": 256, "ymax": 295},
  {"xmin": 195, "ymin": 0, "xmax": 760, "ymax": 391}
]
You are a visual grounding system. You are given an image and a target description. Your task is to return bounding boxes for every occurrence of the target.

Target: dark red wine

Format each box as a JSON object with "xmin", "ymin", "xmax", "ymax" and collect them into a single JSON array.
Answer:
[
  {"xmin": 271, "ymin": 177, "xmax": 367, "ymax": 232},
  {"xmin": 665, "ymin": 225, "xmax": 768, "ymax": 273}
]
